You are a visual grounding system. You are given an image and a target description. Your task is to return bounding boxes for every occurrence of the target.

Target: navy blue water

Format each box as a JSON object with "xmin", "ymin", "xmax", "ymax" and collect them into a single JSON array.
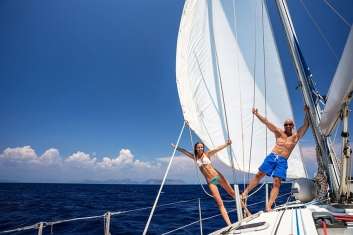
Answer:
[{"xmin": 0, "ymin": 183, "xmax": 291, "ymax": 234}]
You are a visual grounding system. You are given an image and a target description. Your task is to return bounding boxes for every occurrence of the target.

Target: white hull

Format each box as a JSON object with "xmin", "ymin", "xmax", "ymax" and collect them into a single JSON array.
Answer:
[{"xmin": 210, "ymin": 202, "xmax": 353, "ymax": 235}]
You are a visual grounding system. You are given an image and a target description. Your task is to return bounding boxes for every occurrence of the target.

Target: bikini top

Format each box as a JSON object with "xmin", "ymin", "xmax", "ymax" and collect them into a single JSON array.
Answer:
[{"xmin": 196, "ymin": 155, "xmax": 211, "ymax": 167}]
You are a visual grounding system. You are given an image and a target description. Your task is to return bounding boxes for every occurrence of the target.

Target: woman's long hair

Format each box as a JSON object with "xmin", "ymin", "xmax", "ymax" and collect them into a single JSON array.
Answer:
[{"xmin": 194, "ymin": 142, "xmax": 204, "ymax": 158}]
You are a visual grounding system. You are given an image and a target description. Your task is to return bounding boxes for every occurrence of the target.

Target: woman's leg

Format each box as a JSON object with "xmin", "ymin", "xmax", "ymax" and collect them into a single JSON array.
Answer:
[
  {"xmin": 208, "ymin": 183, "xmax": 232, "ymax": 225},
  {"xmin": 217, "ymin": 174, "xmax": 235, "ymax": 198},
  {"xmin": 218, "ymin": 173, "xmax": 252, "ymax": 217}
]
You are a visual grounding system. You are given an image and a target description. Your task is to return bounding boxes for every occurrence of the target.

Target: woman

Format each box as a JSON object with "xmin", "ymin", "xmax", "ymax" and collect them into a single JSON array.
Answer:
[{"xmin": 172, "ymin": 140, "xmax": 246, "ymax": 225}]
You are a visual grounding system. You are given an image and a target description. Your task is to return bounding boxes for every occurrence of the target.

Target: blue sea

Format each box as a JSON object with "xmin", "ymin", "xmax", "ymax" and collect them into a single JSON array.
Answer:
[{"xmin": 0, "ymin": 183, "xmax": 291, "ymax": 234}]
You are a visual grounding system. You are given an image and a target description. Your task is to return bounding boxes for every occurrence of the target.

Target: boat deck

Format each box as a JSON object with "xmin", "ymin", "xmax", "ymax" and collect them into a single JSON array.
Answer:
[{"xmin": 210, "ymin": 203, "xmax": 353, "ymax": 235}]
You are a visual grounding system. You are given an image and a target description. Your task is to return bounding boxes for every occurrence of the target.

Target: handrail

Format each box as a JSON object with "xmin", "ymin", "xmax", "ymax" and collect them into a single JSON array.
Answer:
[
  {"xmin": 0, "ymin": 197, "xmax": 200, "ymax": 234},
  {"xmin": 0, "ymin": 189, "xmax": 292, "ymax": 234},
  {"xmin": 161, "ymin": 192, "xmax": 293, "ymax": 234}
]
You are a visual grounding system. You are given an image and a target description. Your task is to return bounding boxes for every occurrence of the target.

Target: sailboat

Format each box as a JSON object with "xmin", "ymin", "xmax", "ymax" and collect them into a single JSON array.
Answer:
[{"xmin": 173, "ymin": 0, "xmax": 353, "ymax": 234}]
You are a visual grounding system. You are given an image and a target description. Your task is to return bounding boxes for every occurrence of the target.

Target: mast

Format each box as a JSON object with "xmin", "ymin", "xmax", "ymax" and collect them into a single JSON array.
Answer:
[
  {"xmin": 275, "ymin": 0, "xmax": 341, "ymax": 198},
  {"xmin": 339, "ymin": 103, "xmax": 351, "ymax": 200}
]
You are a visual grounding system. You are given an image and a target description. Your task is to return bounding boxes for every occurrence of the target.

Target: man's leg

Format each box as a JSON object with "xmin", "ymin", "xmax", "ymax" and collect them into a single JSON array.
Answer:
[
  {"xmin": 242, "ymin": 171, "xmax": 266, "ymax": 197},
  {"xmin": 266, "ymin": 177, "xmax": 281, "ymax": 211}
]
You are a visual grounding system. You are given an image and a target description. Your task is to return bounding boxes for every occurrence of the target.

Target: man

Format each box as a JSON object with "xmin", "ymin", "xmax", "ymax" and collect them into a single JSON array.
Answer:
[{"xmin": 242, "ymin": 106, "xmax": 309, "ymax": 211}]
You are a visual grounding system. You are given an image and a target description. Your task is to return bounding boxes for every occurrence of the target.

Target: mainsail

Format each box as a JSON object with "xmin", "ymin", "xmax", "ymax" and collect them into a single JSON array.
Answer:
[
  {"xmin": 320, "ymin": 26, "xmax": 353, "ymax": 136},
  {"xmin": 176, "ymin": 0, "xmax": 306, "ymax": 178}
]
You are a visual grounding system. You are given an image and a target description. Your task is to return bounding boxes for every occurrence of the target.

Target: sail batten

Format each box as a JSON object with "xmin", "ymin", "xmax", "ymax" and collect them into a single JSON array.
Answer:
[{"xmin": 176, "ymin": 0, "xmax": 306, "ymax": 179}]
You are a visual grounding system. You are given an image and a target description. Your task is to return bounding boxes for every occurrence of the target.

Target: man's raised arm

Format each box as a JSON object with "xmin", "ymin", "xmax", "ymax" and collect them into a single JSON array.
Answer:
[
  {"xmin": 297, "ymin": 105, "xmax": 310, "ymax": 138},
  {"xmin": 253, "ymin": 108, "xmax": 280, "ymax": 135}
]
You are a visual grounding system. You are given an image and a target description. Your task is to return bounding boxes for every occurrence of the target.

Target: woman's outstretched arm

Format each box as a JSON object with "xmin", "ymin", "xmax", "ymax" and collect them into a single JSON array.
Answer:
[
  {"xmin": 171, "ymin": 144, "xmax": 194, "ymax": 160},
  {"xmin": 207, "ymin": 140, "xmax": 232, "ymax": 158}
]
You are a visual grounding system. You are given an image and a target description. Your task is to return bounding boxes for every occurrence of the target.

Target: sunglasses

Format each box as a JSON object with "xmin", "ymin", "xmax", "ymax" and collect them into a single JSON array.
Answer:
[{"xmin": 284, "ymin": 123, "xmax": 294, "ymax": 127}]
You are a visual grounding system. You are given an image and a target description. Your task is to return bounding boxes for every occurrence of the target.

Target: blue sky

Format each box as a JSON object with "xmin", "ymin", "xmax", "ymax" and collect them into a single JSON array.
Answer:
[{"xmin": 0, "ymin": 0, "xmax": 352, "ymax": 183}]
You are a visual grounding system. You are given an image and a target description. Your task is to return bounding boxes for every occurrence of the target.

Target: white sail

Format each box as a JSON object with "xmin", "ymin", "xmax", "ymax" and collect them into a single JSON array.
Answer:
[
  {"xmin": 320, "ymin": 26, "xmax": 353, "ymax": 136},
  {"xmin": 176, "ymin": 0, "xmax": 306, "ymax": 179}
]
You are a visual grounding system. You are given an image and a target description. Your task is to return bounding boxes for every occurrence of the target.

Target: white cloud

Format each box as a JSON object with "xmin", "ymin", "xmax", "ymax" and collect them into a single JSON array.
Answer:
[
  {"xmin": 0, "ymin": 146, "xmax": 191, "ymax": 183},
  {"xmin": 1, "ymin": 146, "xmax": 37, "ymax": 162},
  {"xmin": 97, "ymin": 149, "xmax": 155, "ymax": 169},
  {"xmin": 0, "ymin": 144, "xmax": 330, "ymax": 183},
  {"xmin": 65, "ymin": 151, "xmax": 97, "ymax": 168},
  {"xmin": 0, "ymin": 146, "xmax": 62, "ymax": 166},
  {"xmin": 39, "ymin": 148, "xmax": 61, "ymax": 165}
]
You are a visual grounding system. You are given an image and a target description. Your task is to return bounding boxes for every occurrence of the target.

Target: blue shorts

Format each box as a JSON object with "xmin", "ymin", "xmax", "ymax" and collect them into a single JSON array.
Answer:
[{"xmin": 259, "ymin": 152, "xmax": 288, "ymax": 181}]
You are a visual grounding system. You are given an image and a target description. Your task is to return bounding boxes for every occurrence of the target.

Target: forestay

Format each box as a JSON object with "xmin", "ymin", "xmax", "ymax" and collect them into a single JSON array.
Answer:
[
  {"xmin": 176, "ymin": 0, "xmax": 306, "ymax": 178},
  {"xmin": 320, "ymin": 26, "xmax": 353, "ymax": 136}
]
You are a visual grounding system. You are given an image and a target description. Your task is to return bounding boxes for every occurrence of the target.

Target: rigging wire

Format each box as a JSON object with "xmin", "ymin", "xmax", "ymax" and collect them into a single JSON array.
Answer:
[
  {"xmin": 262, "ymin": 0, "xmax": 269, "ymax": 158},
  {"xmin": 299, "ymin": 0, "xmax": 339, "ymax": 61},
  {"xmin": 322, "ymin": 0, "xmax": 351, "ymax": 28},
  {"xmin": 247, "ymin": 0, "xmax": 269, "ymax": 194},
  {"xmin": 247, "ymin": 0, "xmax": 258, "ymax": 185},
  {"xmin": 191, "ymin": 49, "xmax": 241, "ymax": 173},
  {"xmin": 212, "ymin": 8, "xmax": 239, "ymax": 191},
  {"xmin": 232, "ymin": 0, "xmax": 246, "ymax": 189},
  {"xmin": 143, "ymin": 121, "xmax": 186, "ymax": 235},
  {"xmin": 162, "ymin": 191, "xmax": 293, "ymax": 235},
  {"xmin": 248, "ymin": 182, "xmax": 266, "ymax": 198},
  {"xmin": 0, "ymin": 197, "xmax": 204, "ymax": 235},
  {"xmin": 0, "ymin": 188, "xmax": 293, "ymax": 235}
]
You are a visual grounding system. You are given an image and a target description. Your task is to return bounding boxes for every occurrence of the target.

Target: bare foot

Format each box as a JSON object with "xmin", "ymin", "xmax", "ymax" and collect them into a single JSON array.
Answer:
[
  {"xmin": 243, "ymin": 207, "xmax": 252, "ymax": 217},
  {"xmin": 240, "ymin": 193, "xmax": 247, "ymax": 206},
  {"xmin": 265, "ymin": 207, "xmax": 273, "ymax": 212},
  {"xmin": 240, "ymin": 194, "xmax": 252, "ymax": 217}
]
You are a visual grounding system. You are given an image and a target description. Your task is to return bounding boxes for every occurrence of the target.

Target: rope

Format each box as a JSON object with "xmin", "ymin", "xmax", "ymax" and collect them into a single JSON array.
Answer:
[
  {"xmin": 47, "ymin": 215, "xmax": 102, "ymax": 225},
  {"xmin": 192, "ymin": 49, "xmax": 241, "ymax": 171},
  {"xmin": 210, "ymin": 0, "xmax": 237, "ymax": 187},
  {"xmin": 262, "ymin": 0, "xmax": 268, "ymax": 157},
  {"xmin": 162, "ymin": 191, "xmax": 293, "ymax": 234},
  {"xmin": 246, "ymin": 0, "xmax": 269, "ymax": 190},
  {"xmin": 321, "ymin": 220, "xmax": 329, "ymax": 235},
  {"xmin": 248, "ymin": 182, "xmax": 266, "ymax": 198},
  {"xmin": 274, "ymin": 193, "xmax": 294, "ymax": 235},
  {"xmin": 0, "ymin": 224, "xmax": 39, "ymax": 234},
  {"xmin": 247, "ymin": 0, "xmax": 258, "ymax": 185},
  {"xmin": 161, "ymin": 219, "xmax": 202, "ymax": 235},
  {"xmin": 322, "ymin": 0, "xmax": 351, "ymax": 28},
  {"xmin": 299, "ymin": 0, "xmax": 339, "ymax": 61},
  {"xmin": 161, "ymin": 208, "xmax": 237, "ymax": 235},
  {"xmin": 0, "ymin": 214, "xmax": 104, "ymax": 235},
  {"xmin": 214, "ymin": 46, "xmax": 238, "ymax": 186},
  {"xmin": 231, "ymin": 0, "xmax": 247, "ymax": 188},
  {"xmin": 142, "ymin": 121, "xmax": 186, "ymax": 235}
]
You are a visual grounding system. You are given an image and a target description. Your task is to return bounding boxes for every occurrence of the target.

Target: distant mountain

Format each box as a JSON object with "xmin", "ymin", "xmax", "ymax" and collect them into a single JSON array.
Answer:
[
  {"xmin": 142, "ymin": 179, "xmax": 185, "ymax": 185},
  {"xmin": 80, "ymin": 178, "xmax": 185, "ymax": 185},
  {"xmin": 0, "ymin": 178, "xmax": 186, "ymax": 184},
  {"xmin": 81, "ymin": 179, "xmax": 138, "ymax": 184}
]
